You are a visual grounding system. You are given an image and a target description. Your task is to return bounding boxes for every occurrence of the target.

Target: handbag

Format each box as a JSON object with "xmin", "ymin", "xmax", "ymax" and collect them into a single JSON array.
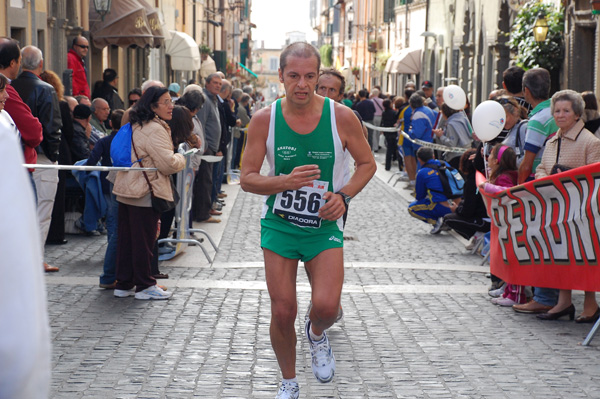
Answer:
[{"xmin": 131, "ymin": 131, "xmax": 179, "ymax": 213}]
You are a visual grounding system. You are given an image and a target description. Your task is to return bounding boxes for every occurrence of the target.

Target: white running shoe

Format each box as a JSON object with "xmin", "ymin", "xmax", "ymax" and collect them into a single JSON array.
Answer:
[
  {"xmin": 114, "ymin": 288, "xmax": 135, "ymax": 298},
  {"xmin": 491, "ymin": 296, "xmax": 517, "ymax": 307},
  {"xmin": 275, "ymin": 380, "xmax": 299, "ymax": 399},
  {"xmin": 488, "ymin": 284, "xmax": 507, "ymax": 298},
  {"xmin": 430, "ymin": 217, "xmax": 444, "ymax": 235},
  {"xmin": 305, "ymin": 319, "xmax": 335, "ymax": 383},
  {"xmin": 134, "ymin": 285, "xmax": 172, "ymax": 300}
]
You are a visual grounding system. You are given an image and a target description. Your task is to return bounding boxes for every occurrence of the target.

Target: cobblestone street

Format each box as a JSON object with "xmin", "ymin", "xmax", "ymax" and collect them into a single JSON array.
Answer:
[{"xmin": 45, "ymin": 154, "xmax": 600, "ymax": 398}]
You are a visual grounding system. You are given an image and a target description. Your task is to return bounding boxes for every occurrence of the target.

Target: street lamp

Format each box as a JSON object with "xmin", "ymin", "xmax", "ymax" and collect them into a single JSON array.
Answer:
[
  {"xmin": 93, "ymin": 0, "xmax": 112, "ymax": 21},
  {"xmin": 533, "ymin": 13, "xmax": 549, "ymax": 42}
]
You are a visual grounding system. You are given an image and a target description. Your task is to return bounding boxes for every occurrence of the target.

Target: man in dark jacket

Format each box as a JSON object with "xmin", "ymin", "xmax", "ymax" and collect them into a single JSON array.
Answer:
[
  {"xmin": 193, "ymin": 73, "xmax": 222, "ymax": 223},
  {"xmin": 214, "ymin": 79, "xmax": 237, "ymax": 210},
  {"xmin": 12, "ymin": 45, "xmax": 63, "ymax": 272},
  {"xmin": 352, "ymin": 89, "xmax": 375, "ymax": 150},
  {"xmin": 91, "ymin": 68, "xmax": 125, "ymax": 116},
  {"xmin": 71, "ymin": 104, "xmax": 92, "ymax": 162}
]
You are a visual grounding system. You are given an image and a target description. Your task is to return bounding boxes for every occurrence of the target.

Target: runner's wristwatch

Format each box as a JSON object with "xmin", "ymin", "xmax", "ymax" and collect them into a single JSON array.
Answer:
[{"xmin": 336, "ymin": 191, "xmax": 352, "ymax": 208}]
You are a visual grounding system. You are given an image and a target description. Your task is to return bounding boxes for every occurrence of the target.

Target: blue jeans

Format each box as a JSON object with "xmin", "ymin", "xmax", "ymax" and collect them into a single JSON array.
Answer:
[
  {"xmin": 99, "ymin": 188, "xmax": 118, "ymax": 285},
  {"xmin": 533, "ymin": 287, "xmax": 559, "ymax": 306}
]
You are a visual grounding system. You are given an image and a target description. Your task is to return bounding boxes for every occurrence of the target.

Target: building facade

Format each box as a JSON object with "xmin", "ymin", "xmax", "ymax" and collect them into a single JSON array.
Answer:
[
  {"xmin": 1, "ymin": 0, "xmax": 255, "ymax": 101},
  {"xmin": 310, "ymin": 0, "xmax": 600, "ymax": 108}
]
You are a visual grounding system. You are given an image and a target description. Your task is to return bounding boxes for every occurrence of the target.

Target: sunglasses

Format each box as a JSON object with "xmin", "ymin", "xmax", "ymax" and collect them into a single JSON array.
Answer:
[
  {"xmin": 496, "ymin": 97, "xmax": 517, "ymax": 106},
  {"xmin": 76, "ymin": 44, "xmax": 89, "ymax": 49}
]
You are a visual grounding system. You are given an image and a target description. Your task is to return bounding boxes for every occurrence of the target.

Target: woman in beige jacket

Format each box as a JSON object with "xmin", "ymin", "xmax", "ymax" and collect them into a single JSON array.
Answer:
[
  {"xmin": 535, "ymin": 90, "xmax": 600, "ymax": 322},
  {"xmin": 112, "ymin": 86, "xmax": 185, "ymax": 300}
]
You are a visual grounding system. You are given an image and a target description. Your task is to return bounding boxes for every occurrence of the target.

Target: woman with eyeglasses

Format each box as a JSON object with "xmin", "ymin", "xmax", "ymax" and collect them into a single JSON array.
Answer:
[
  {"xmin": 112, "ymin": 86, "xmax": 185, "ymax": 300},
  {"xmin": 534, "ymin": 90, "xmax": 600, "ymax": 323}
]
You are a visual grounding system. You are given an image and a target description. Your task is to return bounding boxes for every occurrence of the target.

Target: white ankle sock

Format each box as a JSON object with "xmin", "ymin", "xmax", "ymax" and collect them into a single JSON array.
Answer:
[
  {"xmin": 282, "ymin": 377, "xmax": 298, "ymax": 385},
  {"xmin": 309, "ymin": 325, "xmax": 324, "ymax": 342}
]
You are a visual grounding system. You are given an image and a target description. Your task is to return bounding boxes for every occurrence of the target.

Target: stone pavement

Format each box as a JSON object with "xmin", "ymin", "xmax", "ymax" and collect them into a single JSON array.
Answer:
[{"xmin": 44, "ymin": 152, "xmax": 600, "ymax": 398}]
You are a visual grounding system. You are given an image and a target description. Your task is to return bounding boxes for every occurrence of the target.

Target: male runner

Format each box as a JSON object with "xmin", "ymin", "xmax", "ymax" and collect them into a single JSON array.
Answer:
[{"xmin": 240, "ymin": 42, "xmax": 375, "ymax": 399}]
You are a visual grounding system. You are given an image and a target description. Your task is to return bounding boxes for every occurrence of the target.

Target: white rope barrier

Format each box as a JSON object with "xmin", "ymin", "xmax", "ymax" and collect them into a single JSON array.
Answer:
[
  {"xmin": 363, "ymin": 121, "xmax": 469, "ymax": 154},
  {"xmin": 23, "ymin": 155, "xmax": 224, "ymax": 172},
  {"xmin": 23, "ymin": 164, "xmax": 157, "ymax": 172}
]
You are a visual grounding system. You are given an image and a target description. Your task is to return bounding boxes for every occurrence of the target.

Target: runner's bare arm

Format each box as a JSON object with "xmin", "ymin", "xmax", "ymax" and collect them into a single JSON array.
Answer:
[
  {"xmin": 319, "ymin": 104, "xmax": 376, "ymax": 221},
  {"xmin": 240, "ymin": 107, "xmax": 321, "ymax": 195}
]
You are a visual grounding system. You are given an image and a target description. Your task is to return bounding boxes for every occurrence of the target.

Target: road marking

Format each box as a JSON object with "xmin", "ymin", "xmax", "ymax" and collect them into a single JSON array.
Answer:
[{"xmin": 164, "ymin": 261, "xmax": 488, "ymax": 273}]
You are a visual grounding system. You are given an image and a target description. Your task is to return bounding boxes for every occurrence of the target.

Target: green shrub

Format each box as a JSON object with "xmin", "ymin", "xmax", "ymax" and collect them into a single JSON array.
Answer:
[{"xmin": 508, "ymin": 1, "xmax": 564, "ymax": 71}]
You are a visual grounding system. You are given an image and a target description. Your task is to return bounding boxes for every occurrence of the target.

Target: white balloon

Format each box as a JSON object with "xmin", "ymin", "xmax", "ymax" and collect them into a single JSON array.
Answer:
[
  {"xmin": 472, "ymin": 100, "xmax": 507, "ymax": 142},
  {"xmin": 443, "ymin": 85, "xmax": 467, "ymax": 110}
]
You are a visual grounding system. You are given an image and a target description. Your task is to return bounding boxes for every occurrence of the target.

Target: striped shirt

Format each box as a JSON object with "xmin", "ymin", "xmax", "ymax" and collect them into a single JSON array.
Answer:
[{"xmin": 522, "ymin": 99, "xmax": 558, "ymax": 172}]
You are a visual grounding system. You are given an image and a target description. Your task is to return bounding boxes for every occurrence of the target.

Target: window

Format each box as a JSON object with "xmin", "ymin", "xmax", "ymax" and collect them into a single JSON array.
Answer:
[{"xmin": 269, "ymin": 57, "xmax": 278, "ymax": 71}]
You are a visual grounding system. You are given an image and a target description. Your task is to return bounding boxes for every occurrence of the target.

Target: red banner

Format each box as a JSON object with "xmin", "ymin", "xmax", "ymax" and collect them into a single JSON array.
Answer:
[{"xmin": 476, "ymin": 163, "xmax": 600, "ymax": 291}]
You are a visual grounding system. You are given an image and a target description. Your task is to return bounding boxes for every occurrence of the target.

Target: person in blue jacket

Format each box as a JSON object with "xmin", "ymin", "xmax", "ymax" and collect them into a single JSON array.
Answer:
[
  {"xmin": 407, "ymin": 147, "xmax": 455, "ymax": 234},
  {"xmin": 404, "ymin": 93, "xmax": 434, "ymax": 186}
]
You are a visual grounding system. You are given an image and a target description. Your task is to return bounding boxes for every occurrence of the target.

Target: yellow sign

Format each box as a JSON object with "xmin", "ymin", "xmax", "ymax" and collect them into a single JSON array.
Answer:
[{"xmin": 135, "ymin": 16, "xmax": 147, "ymax": 29}]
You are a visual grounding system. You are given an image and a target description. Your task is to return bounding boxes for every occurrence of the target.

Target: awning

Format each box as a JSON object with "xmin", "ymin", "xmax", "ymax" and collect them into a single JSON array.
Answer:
[
  {"xmin": 200, "ymin": 55, "xmax": 217, "ymax": 78},
  {"xmin": 138, "ymin": 0, "xmax": 165, "ymax": 48},
  {"xmin": 165, "ymin": 30, "xmax": 201, "ymax": 71},
  {"xmin": 238, "ymin": 62, "xmax": 258, "ymax": 78},
  {"xmin": 89, "ymin": 0, "xmax": 154, "ymax": 48},
  {"xmin": 385, "ymin": 48, "xmax": 422, "ymax": 74}
]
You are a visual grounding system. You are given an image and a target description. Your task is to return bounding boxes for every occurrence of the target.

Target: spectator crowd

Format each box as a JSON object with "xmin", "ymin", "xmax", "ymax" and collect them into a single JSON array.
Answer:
[
  {"xmin": 344, "ymin": 65, "xmax": 600, "ymax": 324},
  {"xmin": 2, "ymin": 33, "xmax": 600, "ymax": 320},
  {"xmin": 0, "ymin": 36, "xmax": 259, "ymax": 299}
]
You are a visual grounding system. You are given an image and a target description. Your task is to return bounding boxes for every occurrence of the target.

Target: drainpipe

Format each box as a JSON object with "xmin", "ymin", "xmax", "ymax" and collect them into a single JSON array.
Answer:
[{"xmin": 30, "ymin": 0, "xmax": 37, "ymax": 46}]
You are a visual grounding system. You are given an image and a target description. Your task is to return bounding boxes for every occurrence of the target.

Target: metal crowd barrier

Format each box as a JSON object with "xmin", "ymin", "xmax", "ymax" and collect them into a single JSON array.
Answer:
[
  {"xmin": 25, "ymin": 148, "xmax": 223, "ymax": 264},
  {"xmin": 158, "ymin": 148, "xmax": 222, "ymax": 263}
]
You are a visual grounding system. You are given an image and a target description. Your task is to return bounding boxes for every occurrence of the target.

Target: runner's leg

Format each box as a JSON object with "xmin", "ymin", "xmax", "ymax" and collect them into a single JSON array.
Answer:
[
  {"xmin": 304, "ymin": 247, "xmax": 344, "ymax": 335},
  {"xmin": 264, "ymin": 248, "xmax": 299, "ymax": 379}
]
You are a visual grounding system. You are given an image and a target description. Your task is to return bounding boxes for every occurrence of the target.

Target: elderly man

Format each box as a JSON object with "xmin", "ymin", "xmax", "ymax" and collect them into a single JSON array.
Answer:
[
  {"xmin": 512, "ymin": 67, "xmax": 559, "ymax": 315},
  {"xmin": 67, "ymin": 35, "xmax": 90, "ymax": 98},
  {"xmin": 192, "ymin": 73, "xmax": 222, "ymax": 223},
  {"xmin": 12, "ymin": 45, "xmax": 62, "ymax": 273},
  {"xmin": 90, "ymin": 98, "xmax": 111, "ymax": 135}
]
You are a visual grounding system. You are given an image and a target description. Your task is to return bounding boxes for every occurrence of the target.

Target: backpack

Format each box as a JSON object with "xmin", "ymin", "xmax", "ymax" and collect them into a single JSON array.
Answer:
[
  {"xmin": 425, "ymin": 162, "xmax": 464, "ymax": 199},
  {"xmin": 110, "ymin": 123, "xmax": 140, "ymax": 167}
]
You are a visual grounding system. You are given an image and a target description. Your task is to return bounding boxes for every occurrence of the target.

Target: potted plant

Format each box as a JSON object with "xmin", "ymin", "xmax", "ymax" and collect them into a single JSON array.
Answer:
[
  {"xmin": 199, "ymin": 44, "xmax": 212, "ymax": 61},
  {"xmin": 368, "ymin": 41, "xmax": 378, "ymax": 53},
  {"xmin": 351, "ymin": 66, "xmax": 360, "ymax": 78}
]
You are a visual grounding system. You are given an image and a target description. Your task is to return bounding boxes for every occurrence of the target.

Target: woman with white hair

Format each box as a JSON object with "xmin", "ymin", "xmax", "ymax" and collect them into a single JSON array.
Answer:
[{"xmin": 535, "ymin": 89, "xmax": 600, "ymax": 322}]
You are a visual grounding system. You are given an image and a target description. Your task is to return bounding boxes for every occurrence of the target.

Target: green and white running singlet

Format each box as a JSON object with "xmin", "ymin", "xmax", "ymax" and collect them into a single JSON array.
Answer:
[{"xmin": 260, "ymin": 98, "xmax": 348, "ymax": 260}]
